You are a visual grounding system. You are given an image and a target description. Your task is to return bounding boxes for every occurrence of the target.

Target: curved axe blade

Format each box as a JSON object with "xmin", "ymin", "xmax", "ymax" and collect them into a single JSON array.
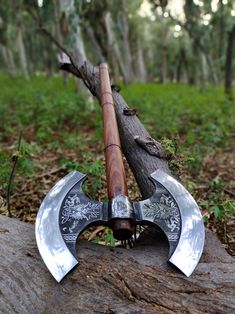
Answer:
[
  {"xmin": 134, "ymin": 169, "xmax": 205, "ymax": 277},
  {"xmin": 35, "ymin": 171, "xmax": 107, "ymax": 282}
]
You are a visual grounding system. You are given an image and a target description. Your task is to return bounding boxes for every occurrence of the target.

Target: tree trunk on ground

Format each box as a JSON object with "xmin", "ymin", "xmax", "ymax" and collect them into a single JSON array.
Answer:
[
  {"xmin": 0, "ymin": 214, "xmax": 234, "ymax": 313},
  {"xmin": 225, "ymin": 24, "xmax": 235, "ymax": 98}
]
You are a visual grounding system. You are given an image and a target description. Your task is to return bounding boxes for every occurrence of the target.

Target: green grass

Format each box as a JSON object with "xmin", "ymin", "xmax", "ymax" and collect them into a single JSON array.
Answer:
[
  {"xmin": 122, "ymin": 83, "xmax": 235, "ymax": 172},
  {"xmin": 0, "ymin": 74, "xmax": 234, "ymax": 210},
  {"xmin": 0, "ymin": 74, "xmax": 101, "ymax": 143},
  {"xmin": 0, "ymin": 73, "xmax": 102, "ymax": 194}
]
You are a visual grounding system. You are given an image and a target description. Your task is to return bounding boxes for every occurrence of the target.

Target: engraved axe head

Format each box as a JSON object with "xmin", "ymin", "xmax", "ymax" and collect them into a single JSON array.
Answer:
[
  {"xmin": 35, "ymin": 169, "xmax": 205, "ymax": 282},
  {"xmin": 35, "ymin": 63, "xmax": 204, "ymax": 282}
]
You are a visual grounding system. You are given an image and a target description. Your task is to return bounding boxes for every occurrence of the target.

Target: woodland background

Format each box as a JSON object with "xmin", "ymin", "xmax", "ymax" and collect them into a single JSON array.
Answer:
[{"xmin": 0, "ymin": 0, "xmax": 234, "ymax": 253}]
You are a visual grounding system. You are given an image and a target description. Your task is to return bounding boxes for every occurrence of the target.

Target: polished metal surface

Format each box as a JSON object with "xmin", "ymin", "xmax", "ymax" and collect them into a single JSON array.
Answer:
[
  {"xmin": 35, "ymin": 171, "xmax": 86, "ymax": 282},
  {"xmin": 36, "ymin": 168, "xmax": 205, "ymax": 281},
  {"xmin": 150, "ymin": 170, "xmax": 205, "ymax": 277},
  {"xmin": 110, "ymin": 195, "xmax": 135, "ymax": 219}
]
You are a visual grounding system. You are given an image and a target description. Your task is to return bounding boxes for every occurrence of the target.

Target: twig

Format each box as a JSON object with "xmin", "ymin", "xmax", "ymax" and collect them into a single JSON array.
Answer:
[
  {"xmin": 28, "ymin": 4, "xmax": 100, "ymax": 97},
  {"xmin": 6, "ymin": 131, "xmax": 23, "ymax": 217},
  {"xmin": 224, "ymin": 189, "xmax": 235, "ymax": 197},
  {"xmin": 27, "ymin": 4, "xmax": 78, "ymax": 71}
]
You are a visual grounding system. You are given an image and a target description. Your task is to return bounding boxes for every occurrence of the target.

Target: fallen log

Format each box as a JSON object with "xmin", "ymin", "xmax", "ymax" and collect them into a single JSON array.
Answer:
[{"xmin": 0, "ymin": 214, "xmax": 234, "ymax": 313}]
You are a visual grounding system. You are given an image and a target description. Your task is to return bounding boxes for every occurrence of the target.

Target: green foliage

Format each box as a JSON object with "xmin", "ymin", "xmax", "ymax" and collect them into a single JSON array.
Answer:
[
  {"xmin": 0, "ymin": 74, "xmax": 101, "ymax": 196},
  {"xmin": 122, "ymin": 83, "xmax": 235, "ymax": 174},
  {"xmin": 0, "ymin": 74, "xmax": 92, "ymax": 143},
  {"xmin": 0, "ymin": 138, "xmax": 37, "ymax": 196},
  {"xmin": 88, "ymin": 227, "xmax": 116, "ymax": 246},
  {"xmin": 61, "ymin": 157, "xmax": 104, "ymax": 198},
  {"xmin": 209, "ymin": 200, "xmax": 235, "ymax": 220},
  {"xmin": 0, "ymin": 75, "xmax": 234, "ymax": 229},
  {"xmin": 0, "ymin": 150, "xmax": 11, "ymax": 191},
  {"xmin": 103, "ymin": 227, "xmax": 116, "ymax": 246},
  {"xmin": 17, "ymin": 139, "xmax": 39, "ymax": 176},
  {"xmin": 161, "ymin": 138, "xmax": 176, "ymax": 157}
]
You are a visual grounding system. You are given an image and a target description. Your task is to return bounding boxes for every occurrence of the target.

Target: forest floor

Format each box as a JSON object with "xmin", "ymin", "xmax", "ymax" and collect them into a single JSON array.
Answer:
[{"xmin": 0, "ymin": 74, "xmax": 234, "ymax": 255}]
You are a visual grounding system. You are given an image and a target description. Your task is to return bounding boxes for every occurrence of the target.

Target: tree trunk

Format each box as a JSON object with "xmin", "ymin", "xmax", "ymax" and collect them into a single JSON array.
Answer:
[
  {"xmin": 86, "ymin": 23, "xmax": 106, "ymax": 63},
  {"xmin": 1, "ymin": 214, "xmax": 234, "ymax": 313},
  {"xmin": 204, "ymin": 50, "xmax": 218, "ymax": 86},
  {"xmin": 0, "ymin": 44, "xmax": 16, "ymax": 75},
  {"xmin": 15, "ymin": 23, "xmax": 29, "ymax": 78},
  {"xmin": 136, "ymin": 40, "xmax": 147, "ymax": 82},
  {"xmin": 199, "ymin": 52, "xmax": 207, "ymax": 92},
  {"xmin": 53, "ymin": 0, "xmax": 68, "ymax": 85},
  {"xmin": 118, "ymin": 0, "xmax": 134, "ymax": 84},
  {"xmin": 59, "ymin": 0, "xmax": 91, "ymax": 98},
  {"xmin": 160, "ymin": 46, "xmax": 167, "ymax": 84},
  {"xmin": 176, "ymin": 53, "xmax": 183, "ymax": 83},
  {"xmin": 103, "ymin": 11, "xmax": 125, "ymax": 84},
  {"xmin": 225, "ymin": 24, "xmax": 235, "ymax": 98}
]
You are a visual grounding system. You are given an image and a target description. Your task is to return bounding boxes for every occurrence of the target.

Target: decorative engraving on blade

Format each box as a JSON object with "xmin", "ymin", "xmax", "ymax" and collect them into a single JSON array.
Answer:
[
  {"xmin": 61, "ymin": 194, "xmax": 101, "ymax": 224},
  {"xmin": 142, "ymin": 194, "xmax": 180, "ymax": 234},
  {"xmin": 59, "ymin": 185, "xmax": 104, "ymax": 258},
  {"xmin": 62, "ymin": 234, "xmax": 77, "ymax": 242}
]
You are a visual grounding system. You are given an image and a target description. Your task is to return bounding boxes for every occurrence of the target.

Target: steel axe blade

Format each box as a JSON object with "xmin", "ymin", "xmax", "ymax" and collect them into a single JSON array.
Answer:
[
  {"xmin": 36, "ymin": 169, "xmax": 204, "ymax": 281},
  {"xmin": 35, "ymin": 171, "xmax": 107, "ymax": 282},
  {"xmin": 134, "ymin": 169, "xmax": 205, "ymax": 277}
]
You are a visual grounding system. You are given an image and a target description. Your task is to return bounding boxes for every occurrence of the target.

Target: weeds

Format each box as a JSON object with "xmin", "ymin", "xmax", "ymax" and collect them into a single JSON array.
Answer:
[{"xmin": 0, "ymin": 74, "xmax": 234, "ymax": 228}]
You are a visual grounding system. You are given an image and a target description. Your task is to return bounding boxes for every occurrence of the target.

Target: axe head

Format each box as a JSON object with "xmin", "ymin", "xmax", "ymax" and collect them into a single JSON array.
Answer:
[
  {"xmin": 134, "ymin": 170, "xmax": 205, "ymax": 277},
  {"xmin": 35, "ymin": 171, "xmax": 107, "ymax": 282},
  {"xmin": 36, "ymin": 170, "xmax": 204, "ymax": 282}
]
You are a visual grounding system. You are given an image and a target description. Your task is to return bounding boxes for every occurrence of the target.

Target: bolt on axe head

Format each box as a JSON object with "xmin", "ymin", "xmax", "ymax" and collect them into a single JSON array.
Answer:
[{"xmin": 36, "ymin": 170, "xmax": 205, "ymax": 282}]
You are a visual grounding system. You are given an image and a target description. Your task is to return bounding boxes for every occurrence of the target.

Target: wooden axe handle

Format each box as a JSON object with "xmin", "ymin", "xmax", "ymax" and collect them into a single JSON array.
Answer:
[
  {"xmin": 99, "ymin": 64, "xmax": 133, "ymax": 240},
  {"xmin": 99, "ymin": 64, "xmax": 128, "ymax": 199}
]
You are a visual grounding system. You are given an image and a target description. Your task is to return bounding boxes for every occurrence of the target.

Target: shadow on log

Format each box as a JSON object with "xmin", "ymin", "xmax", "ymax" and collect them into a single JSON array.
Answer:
[{"xmin": 0, "ymin": 214, "xmax": 234, "ymax": 313}]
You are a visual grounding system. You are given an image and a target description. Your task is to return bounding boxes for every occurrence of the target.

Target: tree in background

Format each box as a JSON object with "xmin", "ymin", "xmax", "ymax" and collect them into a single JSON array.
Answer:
[{"xmin": 0, "ymin": 0, "xmax": 234, "ymax": 95}]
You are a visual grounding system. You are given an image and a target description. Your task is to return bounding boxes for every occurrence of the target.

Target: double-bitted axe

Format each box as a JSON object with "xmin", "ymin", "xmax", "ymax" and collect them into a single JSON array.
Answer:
[{"xmin": 35, "ymin": 64, "xmax": 205, "ymax": 282}]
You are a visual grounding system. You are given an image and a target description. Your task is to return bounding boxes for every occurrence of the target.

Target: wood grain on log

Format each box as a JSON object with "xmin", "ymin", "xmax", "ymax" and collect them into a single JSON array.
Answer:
[{"xmin": 0, "ymin": 215, "xmax": 234, "ymax": 314}]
